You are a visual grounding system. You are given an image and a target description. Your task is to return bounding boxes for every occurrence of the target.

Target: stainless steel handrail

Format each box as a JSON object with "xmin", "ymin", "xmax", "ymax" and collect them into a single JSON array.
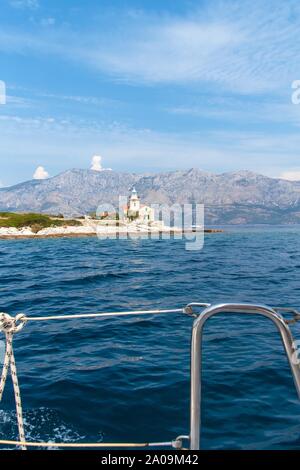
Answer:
[
  {"xmin": 189, "ymin": 303, "xmax": 300, "ymax": 450},
  {"xmin": 2, "ymin": 302, "xmax": 300, "ymax": 450}
]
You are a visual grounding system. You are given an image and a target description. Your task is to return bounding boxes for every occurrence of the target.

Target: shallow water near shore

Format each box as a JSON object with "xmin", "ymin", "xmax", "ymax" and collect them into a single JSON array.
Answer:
[{"xmin": 0, "ymin": 227, "xmax": 300, "ymax": 449}]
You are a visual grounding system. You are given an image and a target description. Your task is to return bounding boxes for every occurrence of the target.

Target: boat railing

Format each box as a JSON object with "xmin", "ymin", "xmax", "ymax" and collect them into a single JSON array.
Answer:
[
  {"xmin": 188, "ymin": 303, "xmax": 300, "ymax": 449},
  {"xmin": 0, "ymin": 302, "xmax": 300, "ymax": 450}
]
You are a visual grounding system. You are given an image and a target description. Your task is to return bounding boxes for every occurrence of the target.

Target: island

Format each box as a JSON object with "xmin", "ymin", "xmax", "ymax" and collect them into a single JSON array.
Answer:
[{"xmin": 0, "ymin": 189, "xmax": 222, "ymax": 239}]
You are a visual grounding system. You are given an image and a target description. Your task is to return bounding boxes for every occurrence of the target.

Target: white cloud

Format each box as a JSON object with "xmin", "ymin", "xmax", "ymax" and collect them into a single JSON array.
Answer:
[
  {"xmin": 33, "ymin": 166, "xmax": 49, "ymax": 179},
  {"xmin": 90, "ymin": 155, "xmax": 112, "ymax": 171},
  {"xmin": 91, "ymin": 155, "xmax": 102, "ymax": 171},
  {"xmin": 279, "ymin": 171, "xmax": 300, "ymax": 181}
]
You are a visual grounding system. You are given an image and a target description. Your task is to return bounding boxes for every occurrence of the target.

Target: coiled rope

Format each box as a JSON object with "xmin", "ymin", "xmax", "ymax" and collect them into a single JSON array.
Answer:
[{"xmin": 0, "ymin": 313, "xmax": 27, "ymax": 450}]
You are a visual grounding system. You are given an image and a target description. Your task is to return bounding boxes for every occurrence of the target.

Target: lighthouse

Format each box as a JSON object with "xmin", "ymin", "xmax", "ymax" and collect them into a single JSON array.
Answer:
[
  {"xmin": 128, "ymin": 187, "xmax": 140, "ymax": 213},
  {"xmin": 123, "ymin": 187, "xmax": 155, "ymax": 223}
]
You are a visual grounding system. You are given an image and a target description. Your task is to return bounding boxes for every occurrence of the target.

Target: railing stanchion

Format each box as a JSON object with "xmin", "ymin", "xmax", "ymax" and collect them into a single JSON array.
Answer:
[{"xmin": 189, "ymin": 303, "xmax": 300, "ymax": 450}]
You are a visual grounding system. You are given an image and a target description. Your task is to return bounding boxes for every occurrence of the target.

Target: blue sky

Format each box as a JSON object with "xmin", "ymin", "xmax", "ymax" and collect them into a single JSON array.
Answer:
[{"xmin": 1, "ymin": 0, "xmax": 300, "ymax": 185}]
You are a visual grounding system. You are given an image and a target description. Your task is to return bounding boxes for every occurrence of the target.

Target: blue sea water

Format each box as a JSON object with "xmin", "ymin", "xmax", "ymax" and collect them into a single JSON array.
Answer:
[{"xmin": 0, "ymin": 227, "xmax": 300, "ymax": 450}]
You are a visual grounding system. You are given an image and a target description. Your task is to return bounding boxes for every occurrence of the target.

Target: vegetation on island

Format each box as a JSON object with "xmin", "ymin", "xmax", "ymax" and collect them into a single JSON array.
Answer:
[
  {"xmin": 0, "ymin": 212, "xmax": 82, "ymax": 233},
  {"xmin": 88, "ymin": 210, "xmax": 120, "ymax": 220}
]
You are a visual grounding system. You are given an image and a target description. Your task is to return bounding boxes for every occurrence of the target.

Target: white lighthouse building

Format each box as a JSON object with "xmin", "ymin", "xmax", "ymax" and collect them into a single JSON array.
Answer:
[
  {"xmin": 128, "ymin": 187, "xmax": 140, "ymax": 214},
  {"xmin": 124, "ymin": 187, "xmax": 155, "ymax": 223}
]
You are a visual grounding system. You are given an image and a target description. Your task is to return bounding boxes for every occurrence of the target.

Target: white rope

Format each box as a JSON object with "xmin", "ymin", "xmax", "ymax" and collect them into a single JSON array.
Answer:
[
  {"xmin": 0, "ymin": 313, "xmax": 27, "ymax": 450},
  {"xmin": 24, "ymin": 308, "xmax": 185, "ymax": 322},
  {"xmin": 0, "ymin": 439, "xmax": 177, "ymax": 448}
]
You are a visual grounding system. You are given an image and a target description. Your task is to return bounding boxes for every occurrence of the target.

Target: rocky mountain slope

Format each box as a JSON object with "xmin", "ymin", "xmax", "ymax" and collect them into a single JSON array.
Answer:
[{"xmin": 1, "ymin": 168, "xmax": 300, "ymax": 224}]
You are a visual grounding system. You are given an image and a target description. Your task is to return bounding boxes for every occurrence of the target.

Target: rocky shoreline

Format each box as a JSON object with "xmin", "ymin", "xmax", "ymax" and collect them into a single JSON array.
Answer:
[{"xmin": 0, "ymin": 225, "xmax": 223, "ymax": 239}]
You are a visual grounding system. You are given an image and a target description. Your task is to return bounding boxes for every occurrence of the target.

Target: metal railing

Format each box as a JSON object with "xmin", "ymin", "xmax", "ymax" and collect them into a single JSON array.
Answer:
[
  {"xmin": 189, "ymin": 303, "xmax": 300, "ymax": 449},
  {"xmin": 1, "ymin": 302, "xmax": 300, "ymax": 450}
]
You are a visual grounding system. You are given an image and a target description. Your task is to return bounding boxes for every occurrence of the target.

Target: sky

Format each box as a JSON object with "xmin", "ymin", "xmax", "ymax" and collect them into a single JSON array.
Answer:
[{"xmin": 1, "ymin": 0, "xmax": 300, "ymax": 186}]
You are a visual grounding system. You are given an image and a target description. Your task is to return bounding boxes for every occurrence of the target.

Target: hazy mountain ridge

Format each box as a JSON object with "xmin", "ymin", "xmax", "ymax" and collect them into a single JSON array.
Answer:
[{"xmin": 1, "ymin": 168, "xmax": 300, "ymax": 224}]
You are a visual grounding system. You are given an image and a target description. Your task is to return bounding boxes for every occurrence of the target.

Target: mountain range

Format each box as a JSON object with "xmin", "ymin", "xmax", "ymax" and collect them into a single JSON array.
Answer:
[{"xmin": 1, "ymin": 168, "xmax": 300, "ymax": 224}]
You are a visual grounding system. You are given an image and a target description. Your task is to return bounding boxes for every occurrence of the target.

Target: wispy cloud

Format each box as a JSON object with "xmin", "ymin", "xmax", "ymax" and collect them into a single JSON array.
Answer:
[
  {"xmin": 86, "ymin": 19, "xmax": 240, "ymax": 86},
  {"xmin": 1, "ymin": 111, "xmax": 300, "ymax": 180},
  {"xmin": 9, "ymin": 0, "xmax": 39, "ymax": 9},
  {"xmin": 167, "ymin": 99, "xmax": 300, "ymax": 128},
  {"xmin": 38, "ymin": 92, "xmax": 118, "ymax": 107},
  {"xmin": 2, "ymin": 0, "xmax": 300, "ymax": 184},
  {"xmin": 2, "ymin": 1, "xmax": 300, "ymax": 92},
  {"xmin": 6, "ymin": 95, "xmax": 32, "ymax": 108},
  {"xmin": 88, "ymin": 1, "xmax": 300, "ymax": 91}
]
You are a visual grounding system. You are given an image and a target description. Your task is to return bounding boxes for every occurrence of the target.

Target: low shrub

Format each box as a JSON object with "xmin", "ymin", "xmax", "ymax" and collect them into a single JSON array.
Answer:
[{"xmin": 0, "ymin": 212, "xmax": 82, "ymax": 231}]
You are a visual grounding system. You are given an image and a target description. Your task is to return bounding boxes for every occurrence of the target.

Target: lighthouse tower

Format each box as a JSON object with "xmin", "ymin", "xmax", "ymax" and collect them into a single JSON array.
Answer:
[{"xmin": 129, "ymin": 187, "xmax": 140, "ymax": 213}]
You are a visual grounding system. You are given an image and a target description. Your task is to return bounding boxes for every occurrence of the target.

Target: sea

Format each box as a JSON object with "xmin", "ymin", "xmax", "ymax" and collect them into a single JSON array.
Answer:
[{"xmin": 0, "ymin": 226, "xmax": 300, "ymax": 450}]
